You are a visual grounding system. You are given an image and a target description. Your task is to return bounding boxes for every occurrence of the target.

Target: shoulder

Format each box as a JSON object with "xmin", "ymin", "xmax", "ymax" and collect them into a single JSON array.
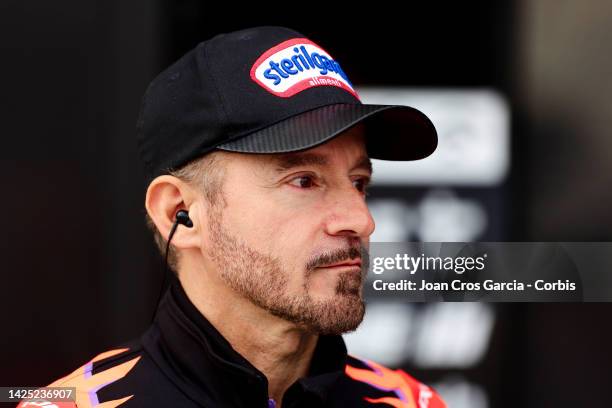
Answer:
[
  {"xmin": 17, "ymin": 343, "xmax": 144, "ymax": 408},
  {"xmin": 341, "ymin": 354, "xmax": 447, "ymax": 408}
]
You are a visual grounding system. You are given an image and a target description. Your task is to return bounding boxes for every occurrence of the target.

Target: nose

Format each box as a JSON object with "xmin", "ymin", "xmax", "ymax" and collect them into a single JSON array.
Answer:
[{"xmin": 324, "ymin": 184, "xmax": 375, "ymax": 239}]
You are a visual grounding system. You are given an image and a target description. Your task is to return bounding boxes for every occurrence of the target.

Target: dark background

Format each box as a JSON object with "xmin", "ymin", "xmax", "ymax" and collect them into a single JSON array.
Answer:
[{"xmin": 2, "ymin": 1, "xmax": 612, "ymax": 407}]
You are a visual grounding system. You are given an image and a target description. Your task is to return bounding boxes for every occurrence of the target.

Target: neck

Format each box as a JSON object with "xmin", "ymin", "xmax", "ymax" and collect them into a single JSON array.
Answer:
[{"xmin": 178, "ymin": 260, "xmax": 319, "ymax": 405}]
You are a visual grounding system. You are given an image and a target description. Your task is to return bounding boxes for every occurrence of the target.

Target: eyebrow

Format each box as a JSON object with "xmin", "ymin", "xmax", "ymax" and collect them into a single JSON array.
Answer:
[
  {"xmin": 272, "ymin": 152, "xmax": 373, "ymax": 175},
  {"xmin": 354, "ymin": 155, "xmax": 373, "ymax": 175}
]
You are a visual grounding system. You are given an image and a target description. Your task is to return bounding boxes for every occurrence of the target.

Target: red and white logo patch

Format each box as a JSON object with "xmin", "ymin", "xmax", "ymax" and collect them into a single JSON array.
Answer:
[{"xmin": 250, "ymin": 38, "xmax": 359, "ymax": 99}]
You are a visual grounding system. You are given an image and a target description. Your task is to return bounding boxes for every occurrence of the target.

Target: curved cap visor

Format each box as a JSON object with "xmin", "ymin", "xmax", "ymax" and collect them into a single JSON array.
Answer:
[{"xmin": 216, "ymin": 103, "xmax": 437, "ymax": 161}]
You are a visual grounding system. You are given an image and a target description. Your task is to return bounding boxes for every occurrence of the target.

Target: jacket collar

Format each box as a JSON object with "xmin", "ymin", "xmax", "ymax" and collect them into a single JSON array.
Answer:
[{"xmin": 142, "ymin": 276, "xmax": 348, "ymax": 407}]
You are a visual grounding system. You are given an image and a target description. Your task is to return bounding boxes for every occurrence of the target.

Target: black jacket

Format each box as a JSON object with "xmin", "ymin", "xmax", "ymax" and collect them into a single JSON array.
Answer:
[{"xmin": 24, "ymin": 280, "xmax": 445, "ymax": 407}]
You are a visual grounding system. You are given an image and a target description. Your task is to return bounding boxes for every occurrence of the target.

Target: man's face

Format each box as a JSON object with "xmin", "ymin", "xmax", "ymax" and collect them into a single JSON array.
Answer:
[{"xmin": 202, "ymin": 124, "xmax": 375, "ymax": 335}]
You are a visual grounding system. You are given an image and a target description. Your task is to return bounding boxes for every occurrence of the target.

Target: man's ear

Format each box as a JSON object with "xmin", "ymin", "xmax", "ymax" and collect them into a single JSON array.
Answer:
[{"xmin": 145, "ymin": 175, "xmax": 201, "ymax": 250}]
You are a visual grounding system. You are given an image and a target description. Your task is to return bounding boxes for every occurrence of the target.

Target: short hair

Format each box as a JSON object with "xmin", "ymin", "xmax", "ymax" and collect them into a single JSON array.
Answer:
[{"xmin": 144, "ymin": 151, "xmax": 226, "ymax": 274}]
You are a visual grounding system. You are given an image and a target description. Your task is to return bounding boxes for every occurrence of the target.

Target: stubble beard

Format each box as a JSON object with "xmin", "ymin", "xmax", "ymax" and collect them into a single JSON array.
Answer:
[{"xmin": 206, "ymin": 203, "xmax": 367, "ymax": 335}]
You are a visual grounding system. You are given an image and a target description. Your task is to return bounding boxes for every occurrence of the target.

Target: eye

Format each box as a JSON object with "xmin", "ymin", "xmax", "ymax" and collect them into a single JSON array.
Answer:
[
  {"xmin": 288, "ymin": 175, "xmax": 317, "ymax": 189},
  {"xmin": 352, "ymin": 177, "xmax": 370, "ymax": 194}
]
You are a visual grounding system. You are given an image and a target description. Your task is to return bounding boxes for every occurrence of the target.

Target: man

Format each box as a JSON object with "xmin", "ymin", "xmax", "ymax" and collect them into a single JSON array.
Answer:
[{"xmin": 22, "ymin": 26, "xmax": 445, "ymax": 407}]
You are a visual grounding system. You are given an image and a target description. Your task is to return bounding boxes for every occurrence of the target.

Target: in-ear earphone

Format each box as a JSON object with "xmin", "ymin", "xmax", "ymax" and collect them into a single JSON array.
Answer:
[
  {"xmin": 175, "ymin": 209, "xmax": 193, "ymax": 228},
  {"xmin": 151, "ymin": 209, "xmax": 193, "ymax": 323}
]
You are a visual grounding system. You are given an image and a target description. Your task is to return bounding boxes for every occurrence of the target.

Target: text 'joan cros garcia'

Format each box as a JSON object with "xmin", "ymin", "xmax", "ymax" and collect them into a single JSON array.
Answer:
[{"xmin": 250, "ymin": 38, "xmax": 359, "ymax": 99}]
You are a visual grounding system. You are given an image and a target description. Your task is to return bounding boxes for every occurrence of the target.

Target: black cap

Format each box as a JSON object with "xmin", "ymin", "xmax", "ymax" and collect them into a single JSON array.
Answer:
[{"xmin": 136, "ymin": 26, "xmax": 437, "ymax": 182}]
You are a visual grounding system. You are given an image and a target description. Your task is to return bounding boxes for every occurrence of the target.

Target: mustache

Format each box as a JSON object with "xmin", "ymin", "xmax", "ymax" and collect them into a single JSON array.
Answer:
[{"xmin": 306, "ymin": 244, "xmax": 370, "ymax": 272}]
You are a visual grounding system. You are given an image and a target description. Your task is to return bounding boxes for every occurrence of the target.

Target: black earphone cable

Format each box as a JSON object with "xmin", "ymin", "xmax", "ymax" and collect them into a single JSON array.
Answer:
[{"xmin": 151, "ymin": 210, "xmax": 191, "ymax": 324}]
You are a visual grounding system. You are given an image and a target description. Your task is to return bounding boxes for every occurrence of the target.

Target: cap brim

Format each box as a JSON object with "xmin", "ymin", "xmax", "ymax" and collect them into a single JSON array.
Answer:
[{"xmin": 216, "ymin": 103, "xmax": 437, "ymax": 161}]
